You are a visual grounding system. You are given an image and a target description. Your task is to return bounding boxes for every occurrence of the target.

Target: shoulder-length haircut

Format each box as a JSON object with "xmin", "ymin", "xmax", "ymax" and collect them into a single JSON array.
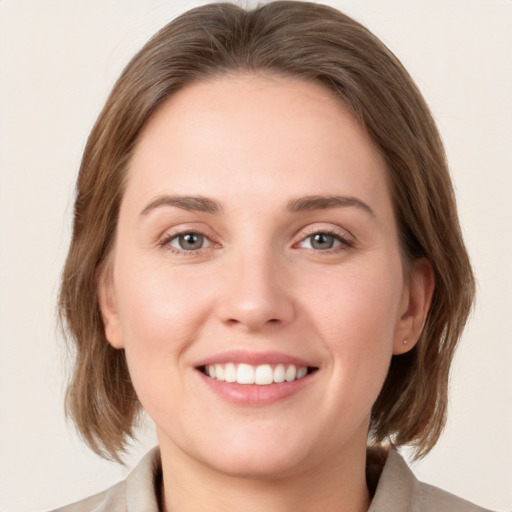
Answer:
[{"xmin": 59, "ymin": 1, "xmax": 475, "ymax": 462}]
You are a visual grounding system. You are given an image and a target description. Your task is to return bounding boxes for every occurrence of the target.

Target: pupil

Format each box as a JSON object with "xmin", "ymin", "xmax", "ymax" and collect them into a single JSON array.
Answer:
[
  {"xmin": 180, "ymin": 233, "xmax": 203, "ymax": 250},
  {"xmin": 312, "ymin": 233, "xmax": 334, "ymax": 250}
]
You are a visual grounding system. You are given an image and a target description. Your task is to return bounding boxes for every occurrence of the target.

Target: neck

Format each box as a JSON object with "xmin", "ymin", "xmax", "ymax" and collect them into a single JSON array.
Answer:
[{"xmin": 158, "ymin": 434, "xmax": 371, "ymax": 512}]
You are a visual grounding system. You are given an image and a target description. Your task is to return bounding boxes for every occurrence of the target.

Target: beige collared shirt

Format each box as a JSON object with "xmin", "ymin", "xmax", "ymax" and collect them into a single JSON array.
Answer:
[{"xmin": 52, "ymin": 447, "xmax": 494, "ymax": 512}]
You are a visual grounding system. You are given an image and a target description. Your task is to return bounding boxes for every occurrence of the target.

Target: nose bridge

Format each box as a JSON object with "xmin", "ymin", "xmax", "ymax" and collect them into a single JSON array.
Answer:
[{"xmin": 218, "ymin": 243, "xmax": 294, "ymax": 330}]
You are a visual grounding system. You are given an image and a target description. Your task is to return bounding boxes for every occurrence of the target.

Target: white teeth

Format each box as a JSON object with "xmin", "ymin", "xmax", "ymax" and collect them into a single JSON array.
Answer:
[
  {"xmin": 215, "ymin": 364, "xmax": 224, "ymax": 381},
  {"xmin": 274, "ymin": 364, "xmax": 285, "ymax": 383},
  {"xmin": 296, "ymin": 366, "xmax": 307, "ymax": 379},
  {"xmin": 237, "ymin": 363, "xmax": 255, "ymax": 384},
  {"xmin": 204, "ymin": 363, "xmax": 310, "ymax": 385},
  {"xmin": 225, "ymin": 363, "xmax": 236, "ymax": 383},
  {"xmin": 285, "ymin": 365, "xmax": 297, "ymax": 382},
  {"xmin": 255, "ymin": 364, "xmax": 273, "ymax": 385}
]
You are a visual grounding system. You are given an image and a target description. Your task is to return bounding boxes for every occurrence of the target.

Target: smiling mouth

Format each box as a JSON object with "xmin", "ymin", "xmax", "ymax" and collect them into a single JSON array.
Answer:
[{"xmin": 199, "ymin": 363, "xmax": 318, "ymax": 385}]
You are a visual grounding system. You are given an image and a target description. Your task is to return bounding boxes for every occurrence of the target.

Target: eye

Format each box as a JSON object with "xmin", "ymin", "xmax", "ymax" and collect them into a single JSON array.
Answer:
[
  {"xmin": 165, "ymin": 232, "xmax": 211, "ymax": 252},
  {"xmin": 300, "ymin": 232, "xmax": 340, "ymax": 250},
  {"xmin": 297, "ymin": 230, "xmax": 353, "ymax": 251}
]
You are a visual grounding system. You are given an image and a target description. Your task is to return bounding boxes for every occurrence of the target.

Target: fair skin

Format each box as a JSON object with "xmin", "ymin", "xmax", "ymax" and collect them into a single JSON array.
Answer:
[{"xmin": 100, "ymin": 74, "xmax": 433, "ymax": 512}]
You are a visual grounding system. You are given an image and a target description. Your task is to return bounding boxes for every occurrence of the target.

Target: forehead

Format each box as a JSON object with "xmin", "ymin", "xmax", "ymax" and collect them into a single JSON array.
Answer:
[{"xmin": 125, "ymin": 74, "xmax": 391, "ymax": 214}]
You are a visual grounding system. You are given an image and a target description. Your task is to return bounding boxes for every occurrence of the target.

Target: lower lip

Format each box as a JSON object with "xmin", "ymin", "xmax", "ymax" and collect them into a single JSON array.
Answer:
[{"xmin": 197, "ymin": 370, "xmax": 316, "ymax": 406}]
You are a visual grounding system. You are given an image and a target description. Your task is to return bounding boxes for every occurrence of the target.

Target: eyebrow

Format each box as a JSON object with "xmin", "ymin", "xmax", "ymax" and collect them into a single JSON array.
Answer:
[
  {"xmin": 140, "ymin": 195, "xmax": 222, "ymax": 216},
  {"xmin": 287, "ymin": 195, "xmax": 375, "ymax": 217},
  {"xmin": 140, "ymin": 193, "xmax": 374, "ymax": 217}
]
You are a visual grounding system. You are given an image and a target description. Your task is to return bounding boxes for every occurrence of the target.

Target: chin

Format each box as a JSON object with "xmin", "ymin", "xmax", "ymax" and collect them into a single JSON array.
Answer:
[
  {"xmin": 180, "ymin": 424, "xmax": 317, "ymax": 480},
  {"xmin": 201, "ymin": 445, "xmax": 311, "ymax": 480}
]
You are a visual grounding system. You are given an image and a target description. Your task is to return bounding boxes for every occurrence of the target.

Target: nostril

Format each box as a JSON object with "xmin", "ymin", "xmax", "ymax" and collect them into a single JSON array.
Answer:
[
  {"xmin": 224, "ymin": 317, "xmax": 281, "ymax": 327},
  {"xmin": 219, "ymin": 295, "xmax": 295, "ymax": 330}
]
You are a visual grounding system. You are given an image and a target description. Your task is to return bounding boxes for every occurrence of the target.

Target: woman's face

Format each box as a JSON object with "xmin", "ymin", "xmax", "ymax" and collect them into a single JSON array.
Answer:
[{"xmin": 101, "ymin": 75, "xmax": 423, "ymax": 478}]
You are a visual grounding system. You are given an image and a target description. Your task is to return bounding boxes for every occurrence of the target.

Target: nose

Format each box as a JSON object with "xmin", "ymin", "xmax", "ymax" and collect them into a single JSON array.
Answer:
[{"xmin": 216, "ymin": 250, "xmax": 296, "ymax": 332}]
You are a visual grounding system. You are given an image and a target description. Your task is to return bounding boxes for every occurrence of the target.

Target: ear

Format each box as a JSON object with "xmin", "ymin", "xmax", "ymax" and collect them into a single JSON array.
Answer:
[
  {"xmin": 97, "ymin": 264, "xmax": 125, "ymax": 349},
  {"xmin": 393, "ymin": 258, "xmax": 435, "ymax": 355}
]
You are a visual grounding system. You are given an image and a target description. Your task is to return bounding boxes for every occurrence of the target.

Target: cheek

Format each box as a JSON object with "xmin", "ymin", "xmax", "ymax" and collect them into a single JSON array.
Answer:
[
  {"xmin": 305, "ymin": 258, "xmax": 403, "ymax": 346},
  {"xmin": 112, "ymin": 256, "xmax": 213, "ymax": 390},
  {"xmin": 112, "ymin": 259, "xmax": 219, "ymax": 430},
  {"xmin": 301, "ymin": 256, "xmax": 404, "ymax": 404},
  {"xmin": 115, "ymin": 256, "xmax": 207, "ymax": 341}
]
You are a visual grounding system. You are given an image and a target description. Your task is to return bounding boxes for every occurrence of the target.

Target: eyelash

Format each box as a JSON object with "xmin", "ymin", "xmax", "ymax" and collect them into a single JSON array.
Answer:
[
  {"xmin": 160, "ymin": 231, "xmax": 215, "ymax": 254},
  {"xmin": 296, "ymin": 228, "xmax": 355, "ymax": 253},
  {"xmin": 159, "ymin": 228, "xmax": 355, "ymax": 255}
]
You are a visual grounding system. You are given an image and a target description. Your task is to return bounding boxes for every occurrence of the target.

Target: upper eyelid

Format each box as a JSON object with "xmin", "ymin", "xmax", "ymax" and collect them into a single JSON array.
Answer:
[
  {"xmin": 295, "ymin": 224, "xmax": 355, "ymax": 242},
  {"xmin": 158, "ymin": 223, "xmax": 217, "ymax": 242}
]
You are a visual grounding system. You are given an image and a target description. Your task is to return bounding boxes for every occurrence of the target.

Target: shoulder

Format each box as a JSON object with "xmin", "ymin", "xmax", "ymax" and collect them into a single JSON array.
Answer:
[
  {"xmin": 370, "ymin": 448, "xmax": 495, "ymax": 512},
  {"xmin": 417, "ymin": 480, "xmax": 493, "ymax": 512},
  {"xmin": 50, "ymin": 447, "xmax": 161, "ymax": 512},
  {"xmin": 51, "ymin": 481, "xmax": 126, "ymax": 512}
]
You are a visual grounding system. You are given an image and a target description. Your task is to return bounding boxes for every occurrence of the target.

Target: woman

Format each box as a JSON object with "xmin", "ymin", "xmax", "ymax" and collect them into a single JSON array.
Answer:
[{"xmin": 54, "ymin": 2, "xmax": 493, "ymax": 511}]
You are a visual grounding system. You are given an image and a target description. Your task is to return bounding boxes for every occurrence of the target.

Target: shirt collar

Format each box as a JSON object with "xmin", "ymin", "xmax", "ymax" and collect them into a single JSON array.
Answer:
[{"xmin": 124, "ymin": 445, "xmax": 417, "ymax": 512}]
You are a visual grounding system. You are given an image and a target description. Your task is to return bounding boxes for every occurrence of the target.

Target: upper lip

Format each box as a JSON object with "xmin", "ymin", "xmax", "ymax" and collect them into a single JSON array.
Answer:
[{"xmin": 194, "ymin": 350, "xmax": 318, "ymax": 368}]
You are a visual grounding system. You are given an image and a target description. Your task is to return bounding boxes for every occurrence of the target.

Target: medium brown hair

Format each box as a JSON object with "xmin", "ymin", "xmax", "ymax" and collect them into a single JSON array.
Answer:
[{"xmin": 59, "ymin": 1, "xmax": 475, "ymax": 462}]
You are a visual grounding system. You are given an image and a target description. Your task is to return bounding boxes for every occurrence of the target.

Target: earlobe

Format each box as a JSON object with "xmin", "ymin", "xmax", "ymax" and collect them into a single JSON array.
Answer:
[
  {"xmin": 97, "ymin": 264, "xmax": 125, "ymax": 349},
  {"xmin": 393, "ymin": 258, "xmax": 435, "ymax": 355}
]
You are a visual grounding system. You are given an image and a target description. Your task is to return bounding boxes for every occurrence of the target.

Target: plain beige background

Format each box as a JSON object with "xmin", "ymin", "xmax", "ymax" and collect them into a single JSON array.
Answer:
[{"xmin": 0, "ymin": 1, "xmax": 511, "ymax": 511}]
